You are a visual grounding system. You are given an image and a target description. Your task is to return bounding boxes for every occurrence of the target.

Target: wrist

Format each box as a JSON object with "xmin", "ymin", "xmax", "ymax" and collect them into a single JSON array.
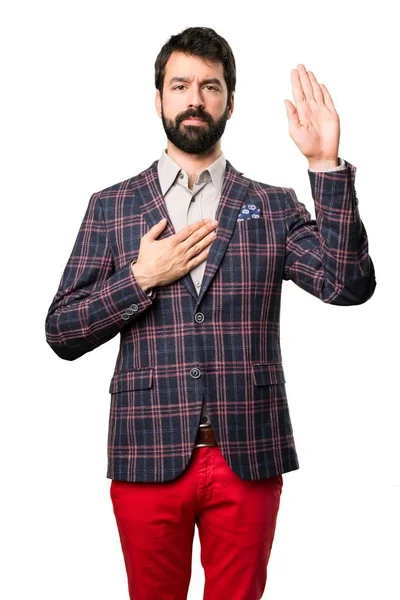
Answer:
[
  {"xmin": 308, "ymin": 157, "xmax": 339, "ymax": 170},
  {"xmin": 130, "ymin": 261, "xmax": 153, "ymax": 294}
]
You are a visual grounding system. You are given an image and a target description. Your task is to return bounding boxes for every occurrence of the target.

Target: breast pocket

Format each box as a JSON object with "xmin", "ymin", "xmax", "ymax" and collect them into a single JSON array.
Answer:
[{"xmin": 236, "ymin": 216, "xmax": 265, "ymax": 230}]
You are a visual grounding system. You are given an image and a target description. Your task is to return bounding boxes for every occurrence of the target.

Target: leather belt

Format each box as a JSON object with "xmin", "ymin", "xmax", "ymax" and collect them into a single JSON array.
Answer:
[{"xmin": 194, "ymin": 425, "xmax": 217, "ymax": 447}]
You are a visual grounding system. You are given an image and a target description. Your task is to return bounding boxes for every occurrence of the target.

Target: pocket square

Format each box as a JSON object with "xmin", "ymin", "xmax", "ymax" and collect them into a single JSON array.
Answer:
[{"xmin": 237, "ymin": 203, "xmax": 261, "ymax": 222}]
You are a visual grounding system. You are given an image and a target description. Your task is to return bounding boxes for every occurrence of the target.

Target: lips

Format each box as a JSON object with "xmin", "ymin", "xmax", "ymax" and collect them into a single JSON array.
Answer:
[{"xmin": 182, "ymin": 117, "xmax": 206, "ymax": 124}]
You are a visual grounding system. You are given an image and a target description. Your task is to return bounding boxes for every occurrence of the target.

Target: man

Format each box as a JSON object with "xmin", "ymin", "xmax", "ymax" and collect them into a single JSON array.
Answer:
[{"xmin": 45, "ymin": 26, "xmax": 376, "ymax": 600}]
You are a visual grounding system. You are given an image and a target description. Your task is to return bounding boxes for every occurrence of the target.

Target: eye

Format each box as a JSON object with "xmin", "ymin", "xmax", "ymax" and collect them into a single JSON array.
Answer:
[{"xmin": 172, "ymin": 85, "xmax": 219, "ymax": 91}]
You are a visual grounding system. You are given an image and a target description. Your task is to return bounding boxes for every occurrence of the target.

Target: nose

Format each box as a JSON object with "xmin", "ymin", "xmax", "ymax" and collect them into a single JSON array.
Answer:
[{"xmin": 187, "ymin": 86, "xmax": 205, "ymax": 111}]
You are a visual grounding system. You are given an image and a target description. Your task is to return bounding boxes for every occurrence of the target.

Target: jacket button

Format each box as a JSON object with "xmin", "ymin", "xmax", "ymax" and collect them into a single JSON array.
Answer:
[
  {"xmin": 122, "ymin": 313, "xmax": 130, "ymax": 320},
  {"xmin": 126, "ymin": 307, "xmax": 134, "ymax": 315},
  {"xmin": 130, "ymin": 304, "xmax": 139, "ymax": 311},
  {"xmin": 194, "ymin": 312, "xmax": 204, "ymax": 323},
  {"xmin": 190, "ymin": 368, "xmax": 201, "ymax": 379}
]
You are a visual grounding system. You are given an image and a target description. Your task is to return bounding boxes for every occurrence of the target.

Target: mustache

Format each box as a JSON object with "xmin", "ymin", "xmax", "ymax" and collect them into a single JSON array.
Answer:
[{"xmin": 177, "ymin": 110, "xmax": 212, "ymax": 125}]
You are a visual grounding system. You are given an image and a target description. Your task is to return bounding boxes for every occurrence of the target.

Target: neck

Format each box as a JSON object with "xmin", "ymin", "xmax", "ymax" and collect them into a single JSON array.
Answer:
[{"xmin": 165, "ymin": 142, "xmax": 222, "ymax": 183}]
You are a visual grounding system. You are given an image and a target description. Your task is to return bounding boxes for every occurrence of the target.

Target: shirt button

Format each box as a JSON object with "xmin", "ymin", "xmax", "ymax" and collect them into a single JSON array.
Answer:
[
  {"xmin": 190, "ymin": 368, "xmax": 201, "ymax": 379},
  {"xmin": 179, "ymin": 173, "xmax": 184, "ymax": 179},
  {"xmin": 195, "ymin": 281, "xmax": 201, "ymax": 287},
  {"xmin": 194, "ymin": 312, "xmax": 204, "ymax": 323}
]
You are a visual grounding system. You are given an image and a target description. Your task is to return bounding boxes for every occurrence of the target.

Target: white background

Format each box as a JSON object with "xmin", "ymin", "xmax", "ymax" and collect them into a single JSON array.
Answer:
[{"xmin": 1, "ymin": 0, "xmax": 398, "ymax": 598}]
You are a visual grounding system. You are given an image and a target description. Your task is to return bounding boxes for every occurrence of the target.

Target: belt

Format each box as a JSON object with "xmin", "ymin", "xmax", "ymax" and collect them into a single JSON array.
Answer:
[{"xmin": 194, "ymin": 425, "xmax": 217, "ymax": 447}]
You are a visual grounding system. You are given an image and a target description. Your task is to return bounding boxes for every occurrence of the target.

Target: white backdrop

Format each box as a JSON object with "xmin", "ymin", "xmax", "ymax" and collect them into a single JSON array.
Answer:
[{"xmin": 1, "ymin": 0, "xmax": 398, "ymax": 598}]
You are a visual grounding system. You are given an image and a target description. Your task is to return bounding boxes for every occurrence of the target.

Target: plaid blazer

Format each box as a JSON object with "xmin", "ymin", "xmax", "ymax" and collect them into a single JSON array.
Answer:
[{"xmin": 45, "ymin": 157, "xmax": 376, "ymax": 482}]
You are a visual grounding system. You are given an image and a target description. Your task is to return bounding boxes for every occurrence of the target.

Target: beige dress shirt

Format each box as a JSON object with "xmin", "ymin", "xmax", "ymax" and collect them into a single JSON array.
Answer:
[{"xmin": 156, "ymin": 148, "xmax": 346, "ymax": 431}]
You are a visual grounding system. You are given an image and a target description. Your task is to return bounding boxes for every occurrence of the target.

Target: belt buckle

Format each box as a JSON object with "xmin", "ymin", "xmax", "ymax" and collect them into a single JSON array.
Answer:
[{"xmin": 195, "ymin": 425, "xmax": 217, "ymax": 447}]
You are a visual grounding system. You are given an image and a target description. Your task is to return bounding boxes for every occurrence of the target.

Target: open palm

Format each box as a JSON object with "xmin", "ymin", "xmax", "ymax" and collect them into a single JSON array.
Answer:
[{"xmin": 284, "ymin": 64, "xmax": 340, "ymax": 162}]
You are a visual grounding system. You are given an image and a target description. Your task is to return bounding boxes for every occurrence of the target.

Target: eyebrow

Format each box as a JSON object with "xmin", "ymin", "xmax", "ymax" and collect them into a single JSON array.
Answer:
[{"xmin": 168, "ymin": 76, "xmax": 223, "ymax": 87}]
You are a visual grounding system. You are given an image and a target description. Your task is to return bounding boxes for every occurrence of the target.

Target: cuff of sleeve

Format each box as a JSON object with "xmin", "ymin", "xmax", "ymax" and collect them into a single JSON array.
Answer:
[
  {"xmin": 307, "ymin": 159, "xmax": 359, "ymax": 216},
  {"xmin": 308, "ymin": 157, "xmax": 346, "ymax": 172}
]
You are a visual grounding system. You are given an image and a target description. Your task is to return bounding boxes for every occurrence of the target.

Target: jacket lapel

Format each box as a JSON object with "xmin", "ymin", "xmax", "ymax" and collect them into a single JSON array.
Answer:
[{"xmin": 136, "ymin": 158, "xmax": 250, "ymax": 304}]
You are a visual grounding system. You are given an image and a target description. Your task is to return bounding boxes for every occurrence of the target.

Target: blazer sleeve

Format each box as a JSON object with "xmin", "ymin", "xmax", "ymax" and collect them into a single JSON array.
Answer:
[
  {"xmin": 45, "ymin": 191, "xmax": 155, "ymax": 361},
  {"xmin": 283, "ymin": 159, "xmax": 376, "ymax": 305}
]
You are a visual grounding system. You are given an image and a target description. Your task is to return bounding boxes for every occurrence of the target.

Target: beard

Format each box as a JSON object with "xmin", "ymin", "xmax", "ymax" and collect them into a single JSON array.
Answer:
[{"xmin": 160, "ymin": 103, "xmax": 230, "ymax": 154}]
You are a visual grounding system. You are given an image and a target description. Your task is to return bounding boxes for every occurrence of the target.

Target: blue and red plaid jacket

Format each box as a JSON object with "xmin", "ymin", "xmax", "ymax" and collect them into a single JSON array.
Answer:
[{"xmin": 45, "ymin": 158, "xmax": 376, "ymax": 482}]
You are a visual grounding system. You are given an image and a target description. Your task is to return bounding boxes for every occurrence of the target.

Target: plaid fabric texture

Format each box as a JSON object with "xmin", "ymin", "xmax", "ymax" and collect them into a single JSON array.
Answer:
[{"xmin": 45, "ymin": 158, "xmax": 376, "ymax": 482}]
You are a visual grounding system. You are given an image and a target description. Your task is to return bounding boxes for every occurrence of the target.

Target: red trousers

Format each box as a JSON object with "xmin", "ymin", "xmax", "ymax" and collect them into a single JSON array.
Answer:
[{"xmin": 110, "ymin": 445, "xmax": 283, "ymax": 600}]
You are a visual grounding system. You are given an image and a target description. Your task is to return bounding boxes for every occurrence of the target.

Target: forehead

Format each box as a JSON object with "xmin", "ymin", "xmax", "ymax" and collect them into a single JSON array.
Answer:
[{"xmin": 164, "ymin": 51, "xmax": 225, "ymax": 85}]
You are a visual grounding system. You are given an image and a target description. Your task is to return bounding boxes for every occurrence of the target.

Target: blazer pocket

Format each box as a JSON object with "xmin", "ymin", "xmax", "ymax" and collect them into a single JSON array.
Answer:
[
  {"xmin": 251, "ymin": 363, "xmax": 286, "ymax": 386},
  {"xmin": 109, "ymin": 368, "xmax": 154, "ymax": 393},
  {"xmin": 236, "ymin": 217, "xmax": 265, "ymax": 230}
]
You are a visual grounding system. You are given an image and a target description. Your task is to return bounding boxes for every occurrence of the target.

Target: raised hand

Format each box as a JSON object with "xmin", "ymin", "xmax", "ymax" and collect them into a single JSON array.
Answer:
[{"xmin": 284, "ymin": 64, "xmax": 340, "ymax": 169}]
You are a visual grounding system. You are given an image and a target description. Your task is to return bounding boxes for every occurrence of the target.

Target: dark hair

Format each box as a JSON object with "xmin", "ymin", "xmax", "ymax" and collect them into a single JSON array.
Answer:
[{"xmin": 154, "ymin": 27, "xmax": 236, "ymax": 106}]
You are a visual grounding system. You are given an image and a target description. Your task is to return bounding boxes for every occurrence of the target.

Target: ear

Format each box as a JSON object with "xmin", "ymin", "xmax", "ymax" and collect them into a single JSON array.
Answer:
[
  {"xmin": 155, "ymin": 90, "xmax": 162, "ymax": 118},
  {"xmin": 227, "ymin": 91, "xmax": 235, "ymax": 119}
]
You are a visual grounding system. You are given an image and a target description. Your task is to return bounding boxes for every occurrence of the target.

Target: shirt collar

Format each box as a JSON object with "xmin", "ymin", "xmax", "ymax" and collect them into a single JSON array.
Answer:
[{"xmin": 157, "ymin": 148, "xmax": 226, "ymax": 196}]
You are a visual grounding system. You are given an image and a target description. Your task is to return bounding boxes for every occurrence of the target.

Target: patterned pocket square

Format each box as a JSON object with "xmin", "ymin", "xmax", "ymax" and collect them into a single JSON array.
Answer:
[{"xmin": 237, "ymin": 203, "xmax": 261, "ymax": 222}]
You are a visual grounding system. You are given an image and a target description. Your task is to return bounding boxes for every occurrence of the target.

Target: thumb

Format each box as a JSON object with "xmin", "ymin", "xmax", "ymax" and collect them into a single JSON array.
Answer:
[
  {"xmin": 146, "ymin": 217, "xmax": 168, "ymax": 239},
  {"xmin": 284, "ymin": 99, "xmax": 299, "ymax": 128}
]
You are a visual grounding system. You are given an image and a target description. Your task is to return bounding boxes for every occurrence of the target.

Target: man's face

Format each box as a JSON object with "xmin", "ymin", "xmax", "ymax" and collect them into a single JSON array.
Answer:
[{"xmin": 155, "ymin": 51, "xmax": 234, "ymax": 154}]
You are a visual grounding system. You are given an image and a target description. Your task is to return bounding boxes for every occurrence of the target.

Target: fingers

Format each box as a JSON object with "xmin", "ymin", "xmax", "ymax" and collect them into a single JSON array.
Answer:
[
  {"xmin": 291, "ymin": 67, "xmax": 305, "ymax": 105},
  {"xmin": 176, "ymin": 218, "xmax": 218, "ymax": 244},
  {"xmin": 307, "ymin": 71, "xmax": 324, "ymax": 103},
  {"xmin": 320, "ymin": 83, "xmax": 335, "ymax": 111},
  {"xmin": 186, "ymin": 228, "xmax": 217, "ymax": 261},
  {"xmin": 295, "ymin": 64, "xmax": 314, "ymax": 101},
  {"xmin": 172, "ymin": 218, "xmax": 218, "ymax": 268},
  {"xmin": 146, "ymin": 217, "xmax": 168, "ymax": 239},
  {"xmin": 144, "ymin": 217, "xmax": 218, "ymax": 280},
  {"xmin": 187, "ymin": 246, "xmax": 213, "ymax": 271},
  {"xmin": 292, "ymin": 65, "xmax": 333, "ymax": 110}
]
